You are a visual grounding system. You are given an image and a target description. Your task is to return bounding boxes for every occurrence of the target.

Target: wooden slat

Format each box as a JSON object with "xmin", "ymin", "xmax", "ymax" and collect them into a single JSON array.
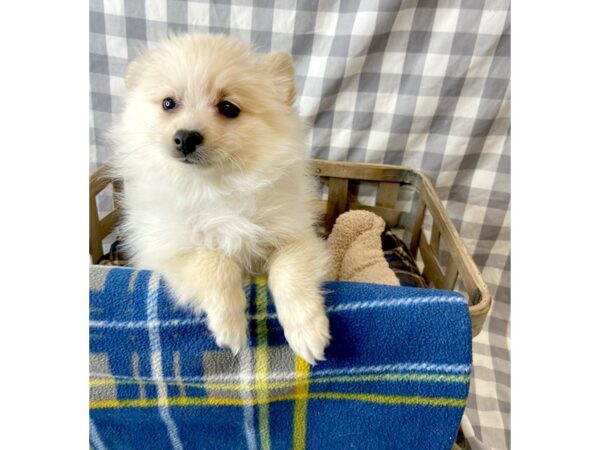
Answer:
[
  {"xmin": 347, "ymin": 180, "xmax": 360, "ymax": 204},
  {"xmin": 409, "ymin": 198, "xmax": 426, "ymax": 257},
  {"xmin": 418, "ymin": 171, "xmax": 491, "ymax": 336},
  {"xmin": 112, "ymin": 179, "xmax": 123, "ymax": 210},
  {"xmin": 442, "ymin": 257, "xmax": 459, "ymax": 290},
  {"xmin": 430, "ymin": 222, "xmax": 441, "ymax": 256},
  {"xmin": 375, "ymin": 182, "xmax": 400, "ymax": 209},
  {"xmin": 98, "ymin": 210, "xmax": 119, "ymax": 240},
  {"xmin": 419, "ymin": 235, "xmax": 444, "ymax": 287},
  {"xmin": 313, "ymin": 159, "xmax": 421, "ymax": 186},
  {"xmin": 89, "ymin": 189, "xmax": 103, "ymax": 264},
  {"xmin": 89, "ymin": 165, "xmax": 113, "ymax": 197},
  {"xmin": 319, "ymin": 199, "xmax": 406, "ymax": 229},
  {"xmin": 325, "ymin": 178, "xmax": 349, "ymax": 233},
  {"xmin": 347, "ymin": 203, "xmax": 403, "ymax": 228},
  {"xmin": 90, "ymin": 210, "xmax": 119, "ymax": 264},
  {"xmin": 89, "ymin": 166, "xmax": 122, "ymax": 263},
  {"xmin": 420, "ymin": 178, "xmax": 480, "ymax": 298},
  {"xmin": 399, "ymin": 212, "xmax": 414, "ymax": 231}
]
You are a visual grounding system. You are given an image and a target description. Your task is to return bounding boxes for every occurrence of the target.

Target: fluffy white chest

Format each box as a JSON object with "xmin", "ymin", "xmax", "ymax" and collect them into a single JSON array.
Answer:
[
  {"xmin": 185, "ymin": 200, "xmax": 272, "ymax": 257},
  {"xmin": 124, "ymin": 180, "xmax": 282, "ymax": 272}
]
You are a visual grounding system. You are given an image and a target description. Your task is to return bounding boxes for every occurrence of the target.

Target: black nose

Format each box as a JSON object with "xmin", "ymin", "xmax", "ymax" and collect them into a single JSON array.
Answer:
[{"xmin": 173, "ymin": 129, "xmax": 204, "ymax": 156}]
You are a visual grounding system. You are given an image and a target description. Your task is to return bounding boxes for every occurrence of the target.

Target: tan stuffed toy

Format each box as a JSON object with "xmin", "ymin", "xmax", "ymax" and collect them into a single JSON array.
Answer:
[{"xmin": 327, "ymin": 210, "xmax": 400, "ymax": 286}]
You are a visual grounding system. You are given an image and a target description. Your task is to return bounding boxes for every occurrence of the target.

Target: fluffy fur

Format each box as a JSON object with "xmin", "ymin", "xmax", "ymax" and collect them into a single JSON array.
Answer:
[{"xmin": 109, "ymin": 34, "xmax": 330, "ymax": 364}]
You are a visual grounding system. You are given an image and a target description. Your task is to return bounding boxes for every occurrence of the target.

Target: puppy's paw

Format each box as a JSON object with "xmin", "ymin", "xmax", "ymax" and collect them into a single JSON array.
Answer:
[
  {"xmin": 209, "ymin": 313, "xmax": 248, "ymax": 354},
  {"xmin": 283, "ymin": 309, "xmax": 330, "ymax": 365},
  {"xmin": 214, "ymin": 326, "xmax": 248, "ymax": 355},
  {"xmin": 207, "ymin": 303, "xmax": 249, "ymax": 354}
]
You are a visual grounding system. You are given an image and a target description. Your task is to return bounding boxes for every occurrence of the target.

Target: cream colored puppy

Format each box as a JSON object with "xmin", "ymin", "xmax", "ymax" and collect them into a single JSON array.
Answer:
[{"xmin": 110, "ymin": 34, "xmax": 330, "ymax": 364}]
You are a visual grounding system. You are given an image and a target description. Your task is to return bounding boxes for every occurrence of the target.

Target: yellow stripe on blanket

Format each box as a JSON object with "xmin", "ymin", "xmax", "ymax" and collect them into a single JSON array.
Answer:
[
  {"xmin": 292, "ymin": 356, "xmax": 310, "ymax": 450},
  {"xmin": 90, "ymin": 392, "xmax": 467, "ymax": 409}
]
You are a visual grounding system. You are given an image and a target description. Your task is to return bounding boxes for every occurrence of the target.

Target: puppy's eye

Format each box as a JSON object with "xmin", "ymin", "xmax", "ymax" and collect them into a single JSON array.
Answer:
[
  {"xmin": 217, "ymin": 101, "xmax": 240, "ymax": 118},
  {"xmin": 162, "ymin": 97, "xmax": 177, "ymax": 111}
]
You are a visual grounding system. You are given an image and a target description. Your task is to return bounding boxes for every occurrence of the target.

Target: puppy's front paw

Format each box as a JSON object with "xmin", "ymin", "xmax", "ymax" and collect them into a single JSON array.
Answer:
[
  {"xmin": 209, "ymin": 312, "xmax": 248, "ymax": 354},
  {"xmin": 206, "ymin": 290, "xmax": 249, "ymax": 354},
  {"xmin": 283, "ymin": 309, "xmax": 330, "ymax": 365}
]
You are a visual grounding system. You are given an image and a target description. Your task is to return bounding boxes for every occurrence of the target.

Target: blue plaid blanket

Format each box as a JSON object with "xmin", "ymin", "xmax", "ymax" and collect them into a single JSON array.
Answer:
[{"xmin": 90, "ymin": 265, "xmax": 471, "ymax": 450}]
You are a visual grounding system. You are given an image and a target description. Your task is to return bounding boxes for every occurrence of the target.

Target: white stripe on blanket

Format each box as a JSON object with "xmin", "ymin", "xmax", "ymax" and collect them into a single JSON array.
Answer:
[
  {"xmin": 90, "ymin": 294, "xmax": 467, "ymax": 329},
  {"xmin": 90, "ymin": 362, "xmax": 471, "ymax": 385},
  {"xmin": 239, "ymin": 348, "xmax": 257, "ymax": 450},
  {"xmin": 147, "ymin": 273, "xmax": 184, "ymax": 450},
  {"xmin": 89, "ymin": 417, "xmax": 108, "ymax": 450}
]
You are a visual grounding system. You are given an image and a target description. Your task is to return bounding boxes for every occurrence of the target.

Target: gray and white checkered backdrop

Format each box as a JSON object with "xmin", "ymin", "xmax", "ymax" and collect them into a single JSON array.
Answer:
[{"xmin": 90, "ymin": 1, "xmax": 510, "ymax": 448}]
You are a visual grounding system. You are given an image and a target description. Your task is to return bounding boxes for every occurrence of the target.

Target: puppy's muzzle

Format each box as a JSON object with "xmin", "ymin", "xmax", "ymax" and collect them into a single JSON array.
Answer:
[{"xmin": 173, "ymin": 129, "xmax": 204, "ymax": 156}]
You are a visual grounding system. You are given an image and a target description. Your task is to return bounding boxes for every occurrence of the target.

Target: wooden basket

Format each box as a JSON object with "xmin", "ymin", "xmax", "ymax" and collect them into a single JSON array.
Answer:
[{"xmin": 90, "ymin": 160, "xmax": 492, "ymax": 336}]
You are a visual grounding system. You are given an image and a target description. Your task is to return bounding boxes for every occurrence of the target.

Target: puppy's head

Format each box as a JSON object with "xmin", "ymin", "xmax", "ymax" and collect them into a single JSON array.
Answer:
[{"xmin": 115, "ymin": 34, "xmax": 303, "ymax": 177}]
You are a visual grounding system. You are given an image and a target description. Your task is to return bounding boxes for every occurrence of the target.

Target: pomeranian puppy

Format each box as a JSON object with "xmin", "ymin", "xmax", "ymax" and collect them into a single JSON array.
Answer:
[{"xmin": 109, "ymin": 34, "xmax": 330, "ymax": 364}]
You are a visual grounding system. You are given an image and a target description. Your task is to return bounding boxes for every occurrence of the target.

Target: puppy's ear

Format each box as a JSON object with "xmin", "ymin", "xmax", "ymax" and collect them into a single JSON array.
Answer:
[
  {"xmin": 125, "ymin": 53, "xmax": 150, "ymax": 90},
  {"xmin": 261, "ymin": 51, "xmax": 297, "ymax": 105}
]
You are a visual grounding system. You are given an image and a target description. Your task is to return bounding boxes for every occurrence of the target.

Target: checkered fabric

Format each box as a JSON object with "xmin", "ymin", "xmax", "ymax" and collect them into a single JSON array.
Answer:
[
  {"xmin": 89, "ymin": 2, "xmax": 510, "ymax": 449},
  {"xmin": 90, "ymin": 265, "xmax": 472, "ymax": 450}
]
